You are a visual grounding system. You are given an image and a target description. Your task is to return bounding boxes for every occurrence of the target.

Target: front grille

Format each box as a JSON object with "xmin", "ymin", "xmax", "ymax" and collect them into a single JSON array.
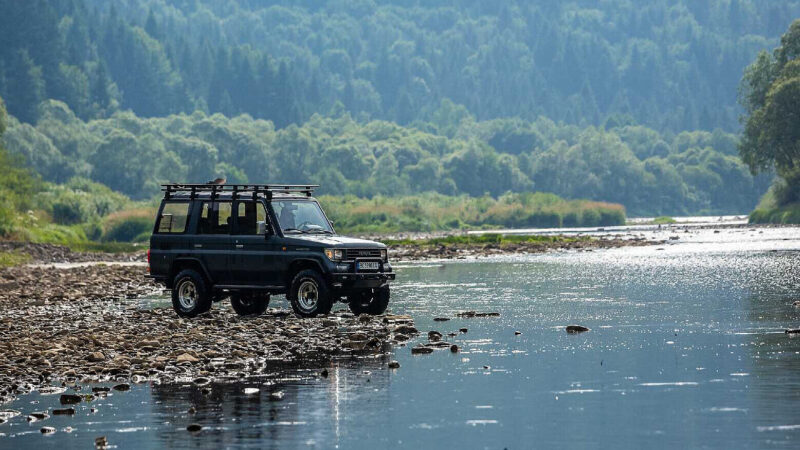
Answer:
[{"xmin": 344, "ymin": 248, "xmax": 382, "ymax": 260}]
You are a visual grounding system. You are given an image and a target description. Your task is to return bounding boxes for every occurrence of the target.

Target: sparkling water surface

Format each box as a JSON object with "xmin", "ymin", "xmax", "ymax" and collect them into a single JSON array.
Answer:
[{"xmin": 2, "ymin": 227, "xmax": 800, "ymax": 449}]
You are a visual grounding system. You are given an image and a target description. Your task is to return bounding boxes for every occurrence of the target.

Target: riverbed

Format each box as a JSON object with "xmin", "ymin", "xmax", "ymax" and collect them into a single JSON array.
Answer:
[{"xmin": 2, "ymin": 226, "xmax": 800, "ymax": 448}]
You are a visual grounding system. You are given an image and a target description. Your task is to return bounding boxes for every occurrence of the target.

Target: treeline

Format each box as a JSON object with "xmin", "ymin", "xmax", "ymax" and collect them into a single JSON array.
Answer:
[
  {"xmin": 3, "ymin": 99, "xmax": 769, "ymax": 216},
  {"xmin": 1, "ymin": 0, "xmax": 799, "ymax": 132}
]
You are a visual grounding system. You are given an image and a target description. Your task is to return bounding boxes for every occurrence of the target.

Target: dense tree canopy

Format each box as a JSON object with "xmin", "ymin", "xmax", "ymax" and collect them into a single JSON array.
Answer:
[
  {"xmin": 2, "ymin": 100, "xmax": 769, "ymax": 216},
  {"xmin": 1, "ymin": 0, "xmax": 798, "ymax": 131},
  {"xmin": 740, "ymin": 19, "xmax": 800, "ymax": 206}
]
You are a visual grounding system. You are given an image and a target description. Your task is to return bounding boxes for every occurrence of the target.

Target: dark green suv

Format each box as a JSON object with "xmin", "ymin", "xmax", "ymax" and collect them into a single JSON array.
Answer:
[{"xmin": 147, "ymin": 184, "xmax": 394, "ymax": 318}]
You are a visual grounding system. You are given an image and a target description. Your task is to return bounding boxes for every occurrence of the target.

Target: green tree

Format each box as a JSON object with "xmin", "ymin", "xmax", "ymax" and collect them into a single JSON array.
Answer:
[{"xmin": 740, "ymin": 19, "xmax": 800, "ymax": 204}]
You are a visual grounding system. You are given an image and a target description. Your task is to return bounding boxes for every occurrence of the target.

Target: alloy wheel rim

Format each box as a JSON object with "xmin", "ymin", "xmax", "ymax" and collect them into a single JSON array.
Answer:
[
  {"xmin": 298, "ymin": 280, "xmax": 318, "ymax": 311},
  {"xmin": 178, "ymin": 280, "xmax": 197, "ymax": 309}
]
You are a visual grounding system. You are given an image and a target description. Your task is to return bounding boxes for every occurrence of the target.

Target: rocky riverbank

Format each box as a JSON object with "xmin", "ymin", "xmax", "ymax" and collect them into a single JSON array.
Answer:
[
  {"xmin": 387, "ymin": 235, "xmax": 658, "ymax": 260},
  {"xmin": 0, "ymin": 242, "xmax": 144, "ymax": 264},
  {"xmin": 0, "ymin": 263, "xmax": 418, "ymax": 405}
]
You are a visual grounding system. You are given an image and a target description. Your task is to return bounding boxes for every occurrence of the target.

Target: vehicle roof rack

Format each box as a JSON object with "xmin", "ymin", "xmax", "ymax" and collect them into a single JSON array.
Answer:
[{"xmin": 161, "ymin": 184, "xmax": 318, "ymax": 200}]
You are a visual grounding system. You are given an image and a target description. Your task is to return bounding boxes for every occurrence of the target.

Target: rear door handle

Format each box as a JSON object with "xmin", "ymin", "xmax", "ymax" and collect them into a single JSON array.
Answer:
[
  {"xmin": 235, "ymin": 244, "xmax": 244, "ymax": 249},
  {"xmin": 194, "ymin": 244, "xmax": 203, "ymax": 248}
]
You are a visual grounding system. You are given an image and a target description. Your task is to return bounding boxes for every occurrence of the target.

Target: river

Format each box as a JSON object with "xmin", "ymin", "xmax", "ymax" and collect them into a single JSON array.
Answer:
[{"xmin": 2, "ymin": 226, "xmax": 800, "ymax": 448}]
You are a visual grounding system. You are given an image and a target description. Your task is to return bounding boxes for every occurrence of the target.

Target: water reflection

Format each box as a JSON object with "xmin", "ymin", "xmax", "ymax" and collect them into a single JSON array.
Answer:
[{"xmin": 148, "ymin": 359, "xmax": 391, "ymax": 449}]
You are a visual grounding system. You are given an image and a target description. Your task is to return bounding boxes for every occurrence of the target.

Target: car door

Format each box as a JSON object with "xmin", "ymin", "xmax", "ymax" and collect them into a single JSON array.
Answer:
[
  {"xmin": 230, "ymin": 199, "xmax": 282, "ymax": 286},
  {"xmin": 192, "ymin": 199, "xmax": 234, "ymax": 285}
]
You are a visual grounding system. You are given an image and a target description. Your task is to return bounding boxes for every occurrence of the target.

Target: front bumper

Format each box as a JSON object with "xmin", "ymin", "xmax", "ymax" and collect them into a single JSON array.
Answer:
[{"xmin": 328, "ymin": 272, "xmax": 395, "ymax": 289}]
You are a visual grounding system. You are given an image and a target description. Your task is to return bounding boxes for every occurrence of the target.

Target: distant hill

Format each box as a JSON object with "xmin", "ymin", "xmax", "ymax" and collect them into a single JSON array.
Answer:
[{"xmin": 1, "ymin": 0, "xmax": 799, "ymax": 131}]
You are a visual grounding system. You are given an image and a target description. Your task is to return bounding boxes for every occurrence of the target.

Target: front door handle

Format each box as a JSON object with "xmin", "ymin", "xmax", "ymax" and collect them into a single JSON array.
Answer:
[
  {"xmin": 194, "ymin": 244, "xmax": 203, "ymax": 248},
  {"xmin": 235, "ymin": 244, "xmax": 244, "ymax": 249}
]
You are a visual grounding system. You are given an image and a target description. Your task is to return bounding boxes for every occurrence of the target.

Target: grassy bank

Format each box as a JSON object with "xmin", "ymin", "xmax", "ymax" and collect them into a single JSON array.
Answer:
[
  {"xmin": 321, "ymin": 192, "xmax": 626, "ymax": 233},
  {"xmin": 748, "ymin": 189, "xmax": 800, "ymax": 225},
  {"xmin": 0, "ymin": 250, "xmax": 31, "ymax": 268}
]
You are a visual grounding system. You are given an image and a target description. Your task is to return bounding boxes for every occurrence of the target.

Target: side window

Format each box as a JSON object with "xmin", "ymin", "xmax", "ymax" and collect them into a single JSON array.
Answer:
[
  {"xmin": 235, "ymin": 201, "xmax": 268, "ymax": 235},
  {"xmin": 156, "ymin": 202, "xmax": 189, "ymax": 233},
  {"xmin": 196, "ymin": 201, "xmax": 233, "ymax": 234}
]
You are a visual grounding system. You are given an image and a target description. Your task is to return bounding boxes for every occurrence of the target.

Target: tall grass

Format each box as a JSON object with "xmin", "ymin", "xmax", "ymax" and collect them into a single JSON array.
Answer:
[{"xmin": 320, "ymin": 192, "xmax": 626, "ymax": 233}]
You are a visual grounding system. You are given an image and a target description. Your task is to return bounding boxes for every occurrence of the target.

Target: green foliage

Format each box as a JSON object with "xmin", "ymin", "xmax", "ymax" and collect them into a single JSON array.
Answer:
[
  {"xmin": 1, "ymin": 1, "xmax": 798, "ymax": 132},
  {"xmin": 740, "ymin": 19, "xmax": 800, "ymax": 210},
  {"xmin": 3, "ymin": 101, "xmax": 770, "ymax": 216},
  {"xmin": 320, "ymin": 193, "xmax": 626, "ymax": 233},
  {"xmin": 652, "ymin": 216, "xmax": 677, "ymax": 225},
  {"xmin": 101, "ymin": 209, "xmax": 155, "ymax": 242},
  {"xmin": 0, "ymin": 250, "xmax": 31, "ymax": 268}
]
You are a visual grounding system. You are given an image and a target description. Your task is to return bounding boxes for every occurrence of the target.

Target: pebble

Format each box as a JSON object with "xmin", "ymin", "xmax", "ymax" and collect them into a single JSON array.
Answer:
[
  {"xmin": 59, "ymin": 394, "xmax": 82, "ymax": 405},
  {"xmin": 95, "ymin": 436, "xmax": 108, "ymax": 448},
  {"xmin": 27, "ymin": 411, "xmax": 49, "ymax": 422},
  {"xmin": 566, "ymin": 325, "xmax": 590, "ymax": 333},
  {"xmin": 0, "ymin": 264, "xmax": 417, "ymax": 402},
  {"xmin": 428, "ymin": 331, "xmax": 443, "ymax": 342}
]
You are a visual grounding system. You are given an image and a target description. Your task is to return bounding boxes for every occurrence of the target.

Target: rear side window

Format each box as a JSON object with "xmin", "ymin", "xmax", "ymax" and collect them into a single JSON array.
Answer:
[
  {"xmin": 157, "ymin": 202, "xmax": 189, "ymax": 233},
  {"xmin": 196, "ymin": 201, "xmax": 233, "ymax": 234}
]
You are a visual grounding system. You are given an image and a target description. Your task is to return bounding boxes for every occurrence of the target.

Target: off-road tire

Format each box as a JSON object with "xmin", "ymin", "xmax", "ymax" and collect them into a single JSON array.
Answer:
[
  {"xmin": 287, "ymin": 269, "xmax": 333, "ymax": 317},
  {"xmin": 348, "ymin": 286, "xmax": 390, "ymax": 315},
  {"xmin": 171, "ymin": 269, "xmax": 213, "ymax": 317},
  {"xmin": 230, "ymin": 293, "xmax": 270, "ymax": 316}
]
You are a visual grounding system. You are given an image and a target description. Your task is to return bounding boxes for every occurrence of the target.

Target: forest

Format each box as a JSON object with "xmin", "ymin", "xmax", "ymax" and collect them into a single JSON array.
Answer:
[
  {"xmin": 1, "ymin": 0, "xmax": 798, "ymax": 131},
  {"xmin": 1, "ymin": 0, "xmax": 796, "ymax": 241}
]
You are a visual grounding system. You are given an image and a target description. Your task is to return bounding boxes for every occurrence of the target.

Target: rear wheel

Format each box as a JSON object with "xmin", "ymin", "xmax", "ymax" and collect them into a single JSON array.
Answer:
[
  {"xmin": 230, "ymin": 292, "xmax": 269, "ymax": 316},
  {"xmin": 288, "ymin": 269, "xmax": 333, "ymax": 317},
  {"xmin": 172, "ymin": 270, "xmax": 212, "ymax": 317},
  {"xmin": 348, "ymin": 286, "xmax": 390, "ymax": 315}
]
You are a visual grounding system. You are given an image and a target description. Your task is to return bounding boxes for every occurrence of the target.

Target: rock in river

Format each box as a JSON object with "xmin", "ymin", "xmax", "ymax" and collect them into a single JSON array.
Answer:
[
  {"xmin": 388, "ymin": 360, "xmax": 400, "ymax": 369},
  {"xmin": 40, "ymin": 426, "xmax": 56, "ymax": 434},
  {"xmin": 53, "ymin": 408, "xmax": 75, "ymax": 415},
  {"xmin": 411, "ymin": 346, "xmax": 434, "ymax": 355},
  {"xmin": 566, "ymin": 325, "xmax": 590, "ymax": 334},
  {"xmin": 86, "ymin": 352, "xmax": 105, "ymax": 362},
  {"xmin": 428, "ymin": 331, "xmax": 443, "ymax": 342},
  {"xmin": 186, "ymin": 423, "xmax": 203, "ymax": 432},
  {"xmin": 60, "ymin": 394, "xmax": 82, "ymax": 405}
]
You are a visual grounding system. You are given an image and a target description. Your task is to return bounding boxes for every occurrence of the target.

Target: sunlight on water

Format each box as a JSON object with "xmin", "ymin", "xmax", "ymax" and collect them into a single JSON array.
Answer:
[{"xmin": 2, "ymin": 227, "xmax": 800, "ymax": 448}]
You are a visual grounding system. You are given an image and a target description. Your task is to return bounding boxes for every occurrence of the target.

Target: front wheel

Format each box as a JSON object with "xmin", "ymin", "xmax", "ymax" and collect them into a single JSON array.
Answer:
[
  {"xmin": 348, "ymin": 286, "xmax": 390, "ymax": 315},
  {"xmin": 230, "ymin": 293, "xmax": 269, "ymax": 316},
  {"xmin": 288, "ymin": 269, "xmax": 333, "ymax": 317}
]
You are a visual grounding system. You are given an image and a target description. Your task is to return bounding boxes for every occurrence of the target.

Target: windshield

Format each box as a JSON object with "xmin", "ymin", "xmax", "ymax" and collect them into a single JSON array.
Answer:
[{"xmin": 272, "ymin": 200, "xmax": 334, "ymax": 234}]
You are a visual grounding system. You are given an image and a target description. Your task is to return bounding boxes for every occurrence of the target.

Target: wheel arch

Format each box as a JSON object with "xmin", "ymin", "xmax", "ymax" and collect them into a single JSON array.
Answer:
[
  {"xmin": 285, "ymin": 258, "xmax": 325, "ymax": 291},
  {"xmin": 169, "ymin": 258, "xmax": 212, "ymax": 288}
]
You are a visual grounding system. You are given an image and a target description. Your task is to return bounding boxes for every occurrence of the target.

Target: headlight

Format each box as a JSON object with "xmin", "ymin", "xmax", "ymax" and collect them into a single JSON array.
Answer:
[
  {"xmin": 324, "ymin": 248, "xmax": 344, "ymax": 261},
  {"xmin": 380, "ymin": 249, "xmax": 387, "ymax": 261}
]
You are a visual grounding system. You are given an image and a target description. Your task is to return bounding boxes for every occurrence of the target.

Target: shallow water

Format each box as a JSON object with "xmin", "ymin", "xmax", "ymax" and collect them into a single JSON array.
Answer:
[{"xmin": 3, "ymin": 227, "xmax": 800, "ymax": 448}]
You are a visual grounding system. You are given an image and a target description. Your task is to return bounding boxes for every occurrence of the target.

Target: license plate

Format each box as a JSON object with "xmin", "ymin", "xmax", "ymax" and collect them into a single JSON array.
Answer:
[{"xmin": 358, "ymin": 261, "xmax": 379, "ymax": 271}]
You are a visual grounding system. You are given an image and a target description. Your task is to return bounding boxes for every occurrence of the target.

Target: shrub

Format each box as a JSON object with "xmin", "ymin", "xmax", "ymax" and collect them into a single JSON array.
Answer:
[{"xmin": 102, "ymin": 209, "xmax": 155, "ymax": 242}]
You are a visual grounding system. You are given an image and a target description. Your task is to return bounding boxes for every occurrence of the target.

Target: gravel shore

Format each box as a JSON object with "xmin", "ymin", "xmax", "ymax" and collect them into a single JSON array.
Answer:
[{"xmin": 0, "ymin": 263, "xmax": 417, "ymax": 405}]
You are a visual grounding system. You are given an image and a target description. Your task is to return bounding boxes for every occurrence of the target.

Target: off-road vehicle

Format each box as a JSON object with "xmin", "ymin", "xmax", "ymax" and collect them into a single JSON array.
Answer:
[{"xmin": 146, "ymin": 184, "xmax": 394, "ymax": 318}]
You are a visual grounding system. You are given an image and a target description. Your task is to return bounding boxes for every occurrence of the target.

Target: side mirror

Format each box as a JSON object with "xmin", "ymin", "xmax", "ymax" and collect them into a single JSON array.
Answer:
[{"xmin": 257, "ymin": 221, "xmax": 267, "ymax": 236}]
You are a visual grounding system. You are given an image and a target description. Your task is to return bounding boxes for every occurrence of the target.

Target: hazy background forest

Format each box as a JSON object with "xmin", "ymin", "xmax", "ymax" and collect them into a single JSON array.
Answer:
[{"xmin": 1, "ymin": 0, "xmax": 798, "ymax": 243}]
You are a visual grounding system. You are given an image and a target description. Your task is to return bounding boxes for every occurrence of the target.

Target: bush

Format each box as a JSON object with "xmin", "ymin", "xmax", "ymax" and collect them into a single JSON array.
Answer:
[{"xmin": 102, "ymin": 210, "xmax": 154, "ymax": 242}]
